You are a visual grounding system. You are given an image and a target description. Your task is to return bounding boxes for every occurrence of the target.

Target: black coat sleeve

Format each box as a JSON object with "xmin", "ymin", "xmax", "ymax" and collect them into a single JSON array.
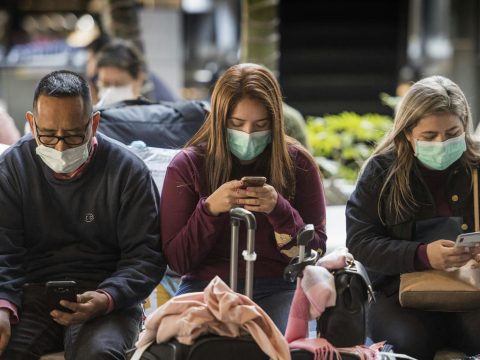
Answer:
[{"xmin": 345, "ymin": 156, "xmax": 419, "ymax": 279}]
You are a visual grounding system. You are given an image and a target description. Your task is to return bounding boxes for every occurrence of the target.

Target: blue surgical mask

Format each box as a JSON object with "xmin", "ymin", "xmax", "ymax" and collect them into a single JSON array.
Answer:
[
  {"xmin": 227, "ymin": 129, "xmax": 271, "ymax": 161},
  {"xmin": 36, "ymin": 143, "xmax": 89, "ymax": 173},
  {"xmin": 415, "ymin": 133, "xmax": 466, "ymax": 170}
]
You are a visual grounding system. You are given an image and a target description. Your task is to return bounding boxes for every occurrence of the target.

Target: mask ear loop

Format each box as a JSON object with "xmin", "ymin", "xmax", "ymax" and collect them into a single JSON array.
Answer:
[
  {"xmin": 95, "ymin": 88, "xmax": 112, "ymax": 108},
  {"xmin": 413, "ymin": 138, "xmax": 419, "ymax": 156}
]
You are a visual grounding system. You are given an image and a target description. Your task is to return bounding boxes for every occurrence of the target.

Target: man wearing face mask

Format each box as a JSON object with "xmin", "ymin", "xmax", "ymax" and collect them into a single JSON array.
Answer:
[{"xmin": 0, "ymin": 70, "xmax": 166, "ymax": 359}]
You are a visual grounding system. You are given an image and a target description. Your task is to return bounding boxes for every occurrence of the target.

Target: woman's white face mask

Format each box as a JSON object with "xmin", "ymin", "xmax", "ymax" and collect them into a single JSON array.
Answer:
[{"xmin": 96, "ymin": 84, "xmax": 136, "ymax": 107}]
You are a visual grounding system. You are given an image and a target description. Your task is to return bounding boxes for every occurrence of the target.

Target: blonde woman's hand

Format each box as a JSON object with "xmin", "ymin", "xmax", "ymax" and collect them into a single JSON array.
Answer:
[
  {"xmin": 205, "ymin": 180, "xmax": 244, "ymax": 216},
  {"xmin": 426, "ymin": 239, "xmax": 472, "ymax": 270},
  {"xmin": 236, "ymin": 184, "xmax": 278, "ymax": 213},
  {"xmin": 467, "ymin": 244, "xmax": 480, "ymax": 268}
]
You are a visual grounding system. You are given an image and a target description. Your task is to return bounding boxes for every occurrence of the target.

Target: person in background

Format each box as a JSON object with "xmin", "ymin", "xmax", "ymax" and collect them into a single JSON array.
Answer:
[
  {"xmin": 95, "ymin": 39, "xmax": 175, "ymax": 106},
  {"xmin": 346, "ymin": 75, "xmax": 480, "ymax": 358},
  {"xmin": 282, "ymin": 102, "xmax": 310, "ymax": 151},
  {"xmin": 0, "ymin": 70, "xmax": 166, "ymax": 359},
  {"xmin": 95, "ymin": 39, "xmax": 182, "ymax": 305},
  {"xmin": 0, "ymin": 107, "xmax": 20, "ymax": 145},
  {"xmin": 160, "ymin": 63, "xmax": 327, "ymax": 334}
]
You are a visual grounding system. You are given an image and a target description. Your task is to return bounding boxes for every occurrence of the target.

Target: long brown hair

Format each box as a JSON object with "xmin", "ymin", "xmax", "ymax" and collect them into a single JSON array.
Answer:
[
  {"xmin": 186, "ymin": 63, "xmax": 296, "ymax": 198},
  {"xmin": 365, "ymin": 75, "xmax": 480, "ymax": 223}
]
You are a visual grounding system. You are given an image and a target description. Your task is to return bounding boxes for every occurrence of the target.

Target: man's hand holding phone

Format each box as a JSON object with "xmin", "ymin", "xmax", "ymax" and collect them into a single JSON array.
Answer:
[
  {"xmin": 47, "ymin": 281, "xmax": 109, "ymax": 326},
  {"xmin": 46, "ymin": 280, "xmax": 77, "ymax": 314}
]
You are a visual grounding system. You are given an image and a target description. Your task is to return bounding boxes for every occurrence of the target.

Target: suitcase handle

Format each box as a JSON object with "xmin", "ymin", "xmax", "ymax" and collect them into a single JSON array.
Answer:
[
  {"xmin": 296, "ymin": 223, "xmax": 314, "ymax": 263},
  {"xmin": 283, "ymin": 224, "xmax": 318, "ymax": 282},
  {"xmin": 229, "ymin": 208, "xmax": 256, "ymax": 298}
]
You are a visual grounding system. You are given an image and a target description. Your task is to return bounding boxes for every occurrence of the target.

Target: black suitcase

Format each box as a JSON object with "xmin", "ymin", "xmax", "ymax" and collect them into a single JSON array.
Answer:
[{"xmin": 135, "ymin": 207, "xmax": 271, "ymax": 360}]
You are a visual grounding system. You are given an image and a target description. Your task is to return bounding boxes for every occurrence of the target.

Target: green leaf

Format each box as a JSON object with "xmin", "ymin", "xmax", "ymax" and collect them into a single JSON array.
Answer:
[{"xmin": 306, "ymin": 111, "xmax": 393, "ymax": 183}]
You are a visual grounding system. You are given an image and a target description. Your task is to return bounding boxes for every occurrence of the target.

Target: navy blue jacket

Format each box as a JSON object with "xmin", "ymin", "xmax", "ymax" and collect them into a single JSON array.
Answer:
[{"xmin": 0, "ymin": 134, "xmax": 166, "ymax": 309}]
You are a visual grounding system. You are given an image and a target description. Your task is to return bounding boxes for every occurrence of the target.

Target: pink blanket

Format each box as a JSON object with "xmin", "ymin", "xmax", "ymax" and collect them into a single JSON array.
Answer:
[{"xmin": 136, "ymin": 276, "xmax": 290, "ymax": 360}]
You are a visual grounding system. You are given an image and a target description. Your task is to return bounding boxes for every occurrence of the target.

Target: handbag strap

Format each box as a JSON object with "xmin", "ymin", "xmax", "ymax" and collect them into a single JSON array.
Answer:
[
  {"xmin": 340, "ymin": 260, "xmax": 376, "ymax": 302},
  {"xmin": 474, "ymin": 168, "xmax": 479, "ymax": 232}
]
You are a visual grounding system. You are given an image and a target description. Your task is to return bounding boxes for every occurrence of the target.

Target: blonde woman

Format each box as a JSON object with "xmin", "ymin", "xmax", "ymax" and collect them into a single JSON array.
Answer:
[
  {"xmin": 160, "ymin": 63, "xmax": 326, "ymax": 333},
  {"xmin": 346, "ymin": 75, "xmax": 480, "ymax": 358}
]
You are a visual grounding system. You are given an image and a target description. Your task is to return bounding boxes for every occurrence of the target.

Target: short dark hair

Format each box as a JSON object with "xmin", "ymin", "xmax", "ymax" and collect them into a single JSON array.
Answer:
[
  {"xmin": 33, "ymin": 70, "xmax": 92, "ymax": 117},
  {"xmin": 96, "ymin": 39, "xmax": 145, "ymax": 79}
]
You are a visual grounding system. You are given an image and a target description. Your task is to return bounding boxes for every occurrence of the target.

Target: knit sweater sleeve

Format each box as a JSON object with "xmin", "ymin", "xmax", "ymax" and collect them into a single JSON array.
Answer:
[
  {"xmin": 98, "ymin": 168, "xmax": 166, "ymax": 309},
  {"xmin": 346, "ymin": 156, "xmax": 420, "ymax": 275},
  {"xmin": 266, "ymin": 147, "xmax": 327, "ymax": 256},
  {"xmin": 160, "ymin": 150, "xmax": 228, "ymax": 275}
]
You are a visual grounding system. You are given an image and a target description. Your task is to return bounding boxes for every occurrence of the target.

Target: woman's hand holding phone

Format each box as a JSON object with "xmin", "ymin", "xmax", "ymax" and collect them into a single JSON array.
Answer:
[
  {"xmin": 426, "ymin": 239, "xmax": 474, "ymax": 270},
  {"xmin": 205, "ymin": 180, "xmax": 244, "ymax": 216},
  {"xmin": 205, "ymin": 177, "xmax": 277, "ymax": 215},
  {"xmin": 236, "ymin": 177, "xmax": 277, "ymax": 213},
  {"xmin": 240, "ymin": 176, "xmax": 267, "ymax": 189},
  {"xmin": 238, "ymin": 183, "xmax": 278, "ymax": 213}
]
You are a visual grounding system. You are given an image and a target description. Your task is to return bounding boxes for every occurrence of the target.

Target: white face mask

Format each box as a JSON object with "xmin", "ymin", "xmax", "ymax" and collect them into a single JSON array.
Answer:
[
  {"xmin": 36, "ymin": 143, "xmax": 89, "ymax": 174},
  {"xmin": 96, "ymin": 84, "xmax": 136, "ymax": 107}
]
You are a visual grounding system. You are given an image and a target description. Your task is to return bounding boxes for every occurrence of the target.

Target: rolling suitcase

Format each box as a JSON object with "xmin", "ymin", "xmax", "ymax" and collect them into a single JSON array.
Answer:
[{"xmin": 135, "ymin": 207, "xmax": 272, "ymax": 360}]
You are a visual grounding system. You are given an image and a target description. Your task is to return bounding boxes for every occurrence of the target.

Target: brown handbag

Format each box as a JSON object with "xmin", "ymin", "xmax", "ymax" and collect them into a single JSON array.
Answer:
[{"xmin": 399, "ymin": 169, "xmax": 480, "ymax": 312}]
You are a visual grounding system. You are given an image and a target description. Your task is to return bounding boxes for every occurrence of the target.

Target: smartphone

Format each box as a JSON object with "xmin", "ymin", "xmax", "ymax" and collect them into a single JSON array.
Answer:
[
  {"xmin": 46, "ymin": 280, "xmax": 78, "ymax": 313},
  {"xmin": 240, "ymin": 176, "xmax": 267, "ymax": 189},
  {"xmin": 455, "ymin": 232, "xmax": 480, "ymax": 251}
]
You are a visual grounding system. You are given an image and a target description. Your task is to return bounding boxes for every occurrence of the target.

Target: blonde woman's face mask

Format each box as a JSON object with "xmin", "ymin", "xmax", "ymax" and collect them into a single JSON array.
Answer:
[{"xmin": 407, "ymin": 113, "xmax": 465, "ymax": 170}]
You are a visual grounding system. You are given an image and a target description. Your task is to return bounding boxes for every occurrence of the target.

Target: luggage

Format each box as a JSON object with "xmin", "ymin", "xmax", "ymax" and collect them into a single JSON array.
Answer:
[
  {"xmin": 97, "ymin": 99, "xmax": 208, "ymax": 148},
  {"xmin": 284, "ymin": 228, "xmax": 375, "ymax": 360},
  {"xmin": 136, "ymin": 207, "xmax": 270, "ymax": 360}
]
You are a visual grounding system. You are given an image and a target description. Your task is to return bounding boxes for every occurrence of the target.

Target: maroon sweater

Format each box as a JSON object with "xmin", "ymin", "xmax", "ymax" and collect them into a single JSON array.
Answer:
[
  {"xmin": 160, "ymin": 145, "xmax": 327, "ymax": 281},
  {"xmin": 414, "ymin": 164, "xmax": 452, "ymax": 270}
]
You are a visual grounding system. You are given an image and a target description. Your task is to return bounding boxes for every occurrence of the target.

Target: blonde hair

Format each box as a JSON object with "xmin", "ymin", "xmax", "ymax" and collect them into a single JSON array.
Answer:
[
  {"xmin": 365, "ymin": 75, "xmax": 480, "ymax": 223},
  {"xmin": 186, "ymin": 63, "xmax": 297, "ymax": 199}
]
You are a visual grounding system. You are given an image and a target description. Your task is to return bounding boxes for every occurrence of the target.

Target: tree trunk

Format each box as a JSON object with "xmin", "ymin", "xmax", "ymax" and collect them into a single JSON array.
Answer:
[{"xmin": 240, "ymin": 0, "xmax": 280, "ymax": 74}]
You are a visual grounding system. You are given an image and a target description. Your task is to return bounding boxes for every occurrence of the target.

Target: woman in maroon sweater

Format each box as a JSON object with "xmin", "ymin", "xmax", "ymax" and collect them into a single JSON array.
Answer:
[{"xmin": 160, "ymin": 63, "xmax": 327, "ymax": 333}]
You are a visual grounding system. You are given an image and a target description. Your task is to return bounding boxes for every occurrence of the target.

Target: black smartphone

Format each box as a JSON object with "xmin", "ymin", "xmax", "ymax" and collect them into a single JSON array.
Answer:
[
  {"xmin": 240, "ymin": 176, "xmax": 267, "ymax": 189},
  {"xmin": 46, "ymin": 280, "xmax": 78, "ymax": 313}
]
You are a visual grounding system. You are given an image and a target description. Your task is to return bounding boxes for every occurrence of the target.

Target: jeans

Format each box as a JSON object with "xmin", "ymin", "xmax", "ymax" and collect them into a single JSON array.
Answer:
[
  {"xmin": 368, "ymin": 290, "xmax": 480, "ymax": 360},
  {"xmin": 177, "ymin": 277, "xmax": 295, "ymax": 334},
  {"xmin": 2, "ymin": 283, "xmax": 142, "ymax": 360}
]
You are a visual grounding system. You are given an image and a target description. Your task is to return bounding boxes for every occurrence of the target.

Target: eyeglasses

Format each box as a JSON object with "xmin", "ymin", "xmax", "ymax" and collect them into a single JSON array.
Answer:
[{"xmin": 34, "ymin": 118, "xmax": 91, "ymax": 146}]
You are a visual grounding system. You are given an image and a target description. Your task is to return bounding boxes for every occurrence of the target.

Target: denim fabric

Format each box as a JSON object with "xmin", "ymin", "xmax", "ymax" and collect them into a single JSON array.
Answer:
[
  {"xmin": 2, "ymin": 284, "xmax": 142, "ymax": 360},
  {"xmin": 176, "ymin": 277, "xmax": 295, "ymax": 334}
]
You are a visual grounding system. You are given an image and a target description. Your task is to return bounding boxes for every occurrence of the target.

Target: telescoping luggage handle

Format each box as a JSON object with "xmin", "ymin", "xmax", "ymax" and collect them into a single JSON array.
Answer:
[
  {"xmin": 230, "ymin": 207, "xmax": 257, "ymax": 299},
  {"xmin": 283, "ymin": 224, "xmax": 319, "ymax": 282}
]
